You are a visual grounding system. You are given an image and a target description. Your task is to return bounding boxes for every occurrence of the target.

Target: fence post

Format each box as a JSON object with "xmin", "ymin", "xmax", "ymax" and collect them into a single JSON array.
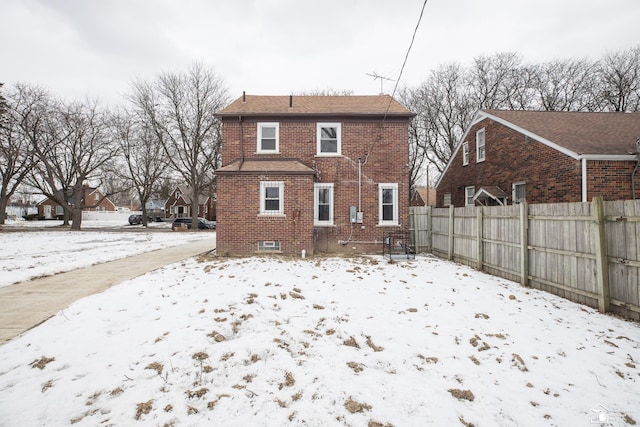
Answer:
[
  {"xmin": 476, "ymin": 207, "xmax": 483, "ymax": 270},
  {"xmin": 592, "ymin": 196, "xmax": 610, "ymax": 313},
  {"xmin": 519, "ymin": 202, "xmax": 529, "ymax": 287},
  {"xmin": 448, "ymin": 205, "xmax": 454, "ymax": 260}
]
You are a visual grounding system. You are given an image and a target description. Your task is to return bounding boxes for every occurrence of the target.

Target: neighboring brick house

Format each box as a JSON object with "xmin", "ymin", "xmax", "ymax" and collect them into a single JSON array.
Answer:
[
  {"xmin": 436, "ymin": 110, "xmax": 640, "ymax": 207},
  {"xmin": 37, "ymin": 187, "xmax": 116, "ymax": 219},
  {"xmin": 165, "ymin": 185, "xmax": 216, "ymax": 221},
  {"xmin": 215, "ymin": 94, "xmax": 414, "ymax": 256}
]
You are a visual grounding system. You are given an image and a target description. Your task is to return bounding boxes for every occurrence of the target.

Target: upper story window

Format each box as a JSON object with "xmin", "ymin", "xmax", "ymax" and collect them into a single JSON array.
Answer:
[
  {"xmin": 476, "ymin": 128, "xmax": 486, "ymax": 162},
  {"xmin": 260, "ymin": 181, "xmax": 284, "ymax": 215},
  {"xmin": 462, "ymin": 142, "xmax": 469, "ymax": 166},
  {"xmin": 317, "ymin": 123, "xmax": 341, "ymax": 156},
  {"xmin": 314, "ymin": 183, "xmax": 334, "ymax": 226},
  {"xmin": 465, "ymin": 186, "xmax": 475, "ymax": 206},
  {"xmin": 257, "ymin": 122, "xmax": 279, "ymax": 153},
  {"xmin": 378, "ymin": 183, "xmax": 398, "ymax": 225}
]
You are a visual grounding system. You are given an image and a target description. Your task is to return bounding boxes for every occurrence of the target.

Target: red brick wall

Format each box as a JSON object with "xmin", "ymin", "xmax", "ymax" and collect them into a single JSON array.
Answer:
[
  {"xmin": 436, "ymin": 118, "xmax": 638, "ymax": 207},
  {"xmin": 218, "ymin": 117, "xmax": 410, "ymax": 255}
]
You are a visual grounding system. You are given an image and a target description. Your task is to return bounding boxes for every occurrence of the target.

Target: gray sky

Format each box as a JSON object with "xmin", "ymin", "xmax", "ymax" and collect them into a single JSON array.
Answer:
[{"xmin": 1, "ymin": 0, "xmax": 639, "ymax": 106}]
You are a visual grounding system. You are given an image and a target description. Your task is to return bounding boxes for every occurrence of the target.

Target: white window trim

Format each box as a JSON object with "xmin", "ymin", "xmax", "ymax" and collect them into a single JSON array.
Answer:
[
  {"xmin": 316, "ymin": 122, "xmax": 341, "ymax": 156},
  {"xmin": 378, "ymin": 183, "xmax": 399, "ymax": 226},
  {"xmin": 257, "ymin": 122, "xmax": 279, "ymax": 153},
  {"xmin": 512, "ymin": 181, "xmax": 526, "ymax": 204},
  {"xmin": 259, "ymin": 181, "xmax": 284, "ymax": 216},
  {"xmin": 476, "ymin": 128, "xmax": 486, "ymax": 162},
  {"xmin": 314, "ymin": 183, "xmax": 334, "ymax": 226},
  {"xmin": 465, "ymin": 186, "xmax": 475, "ymax": 207},
  {"xmin": 462, "ymin": 142, "xmax": 469, "ymax": 166}
]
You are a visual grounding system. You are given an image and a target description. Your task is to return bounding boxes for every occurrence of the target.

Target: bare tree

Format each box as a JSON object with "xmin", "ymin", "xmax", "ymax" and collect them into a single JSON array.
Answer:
[
  {"xmin": 20, "ymin": 88, "xmax": 115, "ymax": 230},
  {"xmin": 0, "ymin": 83, "xmax": 37, "ymax": 223},
  {"xmin": 532, "ymin": 58, "xmax": 599, "ymax": 111},
  {"xmin": 128, "ymin": 62, "xmax": 229, "ymax": 228},
  {"xmin": 112, "ymin": 108, "xmax": 168, "ymax": 226},
  {"xmin": 598, "ymin": 46, "xmax": 640, "ymax": 112}
]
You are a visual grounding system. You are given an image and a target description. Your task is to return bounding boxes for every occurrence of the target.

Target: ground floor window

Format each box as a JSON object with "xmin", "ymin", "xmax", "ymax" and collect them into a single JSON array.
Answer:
[
  {"xmin": 260, "ymin": 181, "xmax": 284, "ymax": 215},
  {"xmin": 55, "ymin": 205, "xmax": 64, "ymax": 216},
  {"xmin": 314, "ymin": 183, "xmax": 334, "ymax": 226},
  {"xmin": 465, "ymin": 186, "xmax": 475, "ymax": 206},
  {"xmin": 443, "ymin": 193, "xmax": 452, "ymax": 206},
  {"xmin": 512, "ymin": 182, "xmax": 526, "ymax": 204},
  {"xmin": 378, "ymin": 183, "xmax": 398, "ymax": 225}
]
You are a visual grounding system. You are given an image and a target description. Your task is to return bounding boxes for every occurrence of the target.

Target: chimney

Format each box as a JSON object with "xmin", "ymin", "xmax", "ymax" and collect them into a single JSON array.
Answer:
[
  {"xmin": 289, "ymin": 95, "xmax": 293, "ymax": 108},
  {"xmin": 242, "ymin": 91, "xmax": 246, "ymax": 103}
]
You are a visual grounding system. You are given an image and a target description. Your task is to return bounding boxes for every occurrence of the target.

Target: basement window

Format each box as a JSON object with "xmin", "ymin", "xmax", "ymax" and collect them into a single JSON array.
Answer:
[{"xmin": 258, "ymin": 241, "xmax": 281, "ymax": 251}]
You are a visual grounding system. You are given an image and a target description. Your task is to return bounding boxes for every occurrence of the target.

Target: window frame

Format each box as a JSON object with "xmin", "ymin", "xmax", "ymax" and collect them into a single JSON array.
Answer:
[
  {"xmin": 378, "ymin": 183, "xmax": 399, "ymax": 226},
  {"xmin": 257, "ymin": 122, "xmax": 279, "ymax": 153},
  {"xmin": 316, "ymin": 122, "xmax": 341, "ymax": 156},
  {"xmin": 443, "ymin": 193, "xmax": 452, "ymax": 206},
  {"xmin": 512, "ymin": 182, "xmax": 526, "ymax": 204},
  {"xmin": 314, "ymin": 183, "xmax": 334, "ymax": 226},
  {"xmin": 476, "ymin": 128, "xmax": 486, "ymax": 162},
  {"xmin": 258, "ymin": 241, "xmax": 281, "ymax": 251},
  {"xmin": 462, "ymin": 142, "xmax": 469, "ymax": 166},
  {"xmin": 465, "ymin": 186, "xmax": 475, "ymax": 207},
  {"xmin": 259, "ymin": 181, "xmax": 284, "ymax": 216}
]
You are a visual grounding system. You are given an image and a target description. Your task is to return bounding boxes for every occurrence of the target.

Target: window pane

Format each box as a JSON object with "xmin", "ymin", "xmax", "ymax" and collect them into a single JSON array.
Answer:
[
  {"xmin": 265, "ymin": 187, "xmax": 279, "ymax": 198},
  {"xmin": 265, "ymin": 199, "xmax": 279, "ymax": 211},
  {"xmin": 318, "ymin": 188, "xmax": 329, "ymax": 203},
  {"xmin": 321, "ymin": 140, "xmax": 337, "ymax": 153},
  {"xmin": 382, "ymin": 205, "xmax": 393, "ymax": 221},
  {"xmin": 321, "ymin": 127, "xmax": 336, "ymax": 139},
  {"xmin": 382, "ymin": 189, "xmax": 393, "ymax": 203},
  {"xmin": 318, "ymin": 205, "xmax": 329, "ymax": 221},
  {"xmin": 262, "ymin": 138, "xmax": 276, "ymax": 150},
  {"xmin": 262, "ymin": 127, "xmax": 275, "ymax": 138}
]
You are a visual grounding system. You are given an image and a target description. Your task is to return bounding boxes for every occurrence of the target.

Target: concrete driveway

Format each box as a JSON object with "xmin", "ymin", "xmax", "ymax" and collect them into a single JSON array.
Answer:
[{"xmin": 0, "ymin": 237, "xmax": 215, "ymax": 345}]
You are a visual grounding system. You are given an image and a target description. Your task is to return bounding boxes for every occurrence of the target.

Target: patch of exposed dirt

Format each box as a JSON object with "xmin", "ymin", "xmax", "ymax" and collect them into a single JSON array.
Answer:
[
  {"xmin": 366, "ymin": 336, "xmax": 384, "ymax": 352},
  {"xmin": 30, "ymin": 356, "xmax": 55, "ymax": 370},
  {"xmin": 135, "ymin": 400, "xmax": 153, "ymax": 420},
  {"xmin": 343, "ymin": 336, "xmax": 360, "ymax": 348},
  {"xmin": 448, "ymin": 389, "xmax": 475, "ymax": 401},
  {"xmin": 347, "ymin": 361, "xmax": 365, "ymax": 373},
  {"xmin": 145, "ymin": 362, "xmax": 163, "ymax": 375},
  {"xmin": 344, "ymin": 397, "xmax": 372, "ymax": 413}
]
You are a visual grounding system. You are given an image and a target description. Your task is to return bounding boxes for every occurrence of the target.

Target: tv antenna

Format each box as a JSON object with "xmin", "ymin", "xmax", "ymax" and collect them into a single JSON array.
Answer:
[{"xmin": 367, "ymin": 72, "xmax": 395, "ymax": 94}]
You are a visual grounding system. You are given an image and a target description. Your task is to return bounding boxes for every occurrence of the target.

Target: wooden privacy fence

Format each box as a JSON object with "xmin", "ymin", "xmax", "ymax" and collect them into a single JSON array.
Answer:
[{"xmin": 409, "ymin": 197, "xmax": 640, "ymax": 320}]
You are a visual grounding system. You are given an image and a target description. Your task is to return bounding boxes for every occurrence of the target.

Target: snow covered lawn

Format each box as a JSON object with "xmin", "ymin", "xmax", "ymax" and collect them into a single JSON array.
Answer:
[
  {"xmin": 0, "ymin": 229, "xmax": 211, "ymax": 288},
  {"xmin": 0, "ymin": 248, "xmax": 638, "ymax": 425}
]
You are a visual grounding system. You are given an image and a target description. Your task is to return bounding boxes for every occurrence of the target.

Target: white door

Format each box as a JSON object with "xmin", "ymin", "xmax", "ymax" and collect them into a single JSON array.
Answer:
[{"xmin": 44, "ymin": 205, "xmax": 52, "ymax": 219}]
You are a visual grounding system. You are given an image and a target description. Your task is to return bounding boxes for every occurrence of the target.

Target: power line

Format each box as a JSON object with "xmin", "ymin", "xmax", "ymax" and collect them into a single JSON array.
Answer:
[{"xmin": 383, "ymin": 0, "xmax": 428, "ymax": 120}]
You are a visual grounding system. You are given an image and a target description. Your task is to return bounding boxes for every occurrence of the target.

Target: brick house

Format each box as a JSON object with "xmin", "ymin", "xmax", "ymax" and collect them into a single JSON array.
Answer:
[
  {"xmin": 436, "ymin": 110, "xmax": 640, "ymax": 207},
  {"xmin": 215, "ymin": 94, "xmax": 414, "ymax": 256},
  {"xmin": 164, "ymin": 185, "xmax": 216, "ymax": 221},
  {"xmin": 37, "ymin": 187, "xmax": 116, "ymax": 219}
]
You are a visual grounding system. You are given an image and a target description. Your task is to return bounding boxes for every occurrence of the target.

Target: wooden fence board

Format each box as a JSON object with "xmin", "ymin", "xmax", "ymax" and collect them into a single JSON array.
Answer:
[{"xmin": 410, "ymin": 199, "xmax": 640, "ymax": 320}]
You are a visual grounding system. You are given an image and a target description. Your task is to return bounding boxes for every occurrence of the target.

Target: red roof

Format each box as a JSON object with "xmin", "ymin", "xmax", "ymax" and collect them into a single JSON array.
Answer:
[{"xmin": 484, "ymin": 110, "xmax": 640, "ymax": 155}]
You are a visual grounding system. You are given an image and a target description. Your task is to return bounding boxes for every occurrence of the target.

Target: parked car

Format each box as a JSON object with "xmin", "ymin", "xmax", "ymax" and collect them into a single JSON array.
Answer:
[
  {"xmin": 128, "ymin": 214, "xmax": 153, "ymax": 225},
  {"xmin": 171, "ymin": 217, "xmax": 215, "ymax": 230}
]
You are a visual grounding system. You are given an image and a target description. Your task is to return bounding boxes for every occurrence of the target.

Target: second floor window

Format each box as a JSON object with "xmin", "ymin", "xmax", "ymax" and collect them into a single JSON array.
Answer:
[
  {"xmin": 317, "ymin": 123, "xmax": 341, "ymax": 155},
  {"xmin": 462, "ymin": 142, "xmax": 469, "ymax": 166},
  {"xmin": 257, "ymin": 122, "xmax": 279, "ymax": 153},
  {"xmin": 476, "ymin": 128, "xmax": 485, "ymax": 162}
]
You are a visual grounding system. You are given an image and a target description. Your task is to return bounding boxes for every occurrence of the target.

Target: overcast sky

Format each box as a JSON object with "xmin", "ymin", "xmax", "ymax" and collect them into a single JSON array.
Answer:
[{"xmin": 1, "ymin": 0, "xmax": 639, "ymax": 106}]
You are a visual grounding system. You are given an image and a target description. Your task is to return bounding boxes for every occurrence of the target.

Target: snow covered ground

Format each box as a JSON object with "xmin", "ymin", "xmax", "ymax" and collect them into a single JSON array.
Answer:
[
  {"xmin": 0, "ymin": 232, "xmax": 638, "ymax": 426},
  {"xmin": 0, "ymin": 224, "xmax": 209, "ymax": 288}
]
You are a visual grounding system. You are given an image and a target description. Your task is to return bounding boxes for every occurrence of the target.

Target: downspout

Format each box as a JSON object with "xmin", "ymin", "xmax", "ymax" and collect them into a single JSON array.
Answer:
[
  {"xmin": 581, "ymin": 157, "xmax": 588, "ymax": 202},
  {"xmin": 238, "ymin": 114, "xmax": 244, "ymax": 171},
  {"xmin": 632, "ymin": 153, "xmax": 640, "ymax": 200},
  {"xmin": 358, "ymin": 157, "xmax": 362, "ymax": 212}
]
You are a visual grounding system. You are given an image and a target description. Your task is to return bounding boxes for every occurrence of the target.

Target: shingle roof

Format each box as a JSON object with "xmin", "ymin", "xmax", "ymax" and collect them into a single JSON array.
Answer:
[
  {"xmin": 216, "ymin": 159, "xmax": 316, "ymax": 175},
  {"xmin": 217, "ymin": 95, "xmax": 414, "ymax": 117},
  {"xmin": 484, "ymin": 110, "xmax": 640, "ymax": 155}
]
